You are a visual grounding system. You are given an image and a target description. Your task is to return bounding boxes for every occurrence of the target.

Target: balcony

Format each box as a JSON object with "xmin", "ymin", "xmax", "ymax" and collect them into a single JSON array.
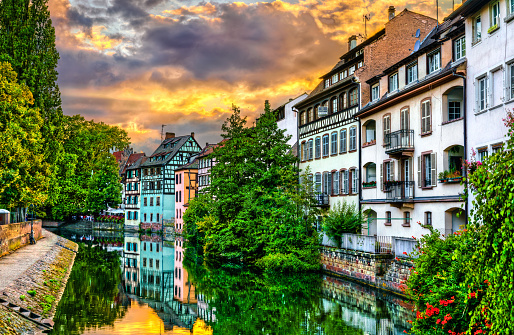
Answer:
[
  {"xmin": 384, "ymin": 181, "xmax": 414, "ymax": 206},
  {"xmin": 385, "ymin": 130, "xmax": 414, "ymax": 158},
  {"xmin": 314, "ymin": 194, "xmax": 329, "ymax": 207}
]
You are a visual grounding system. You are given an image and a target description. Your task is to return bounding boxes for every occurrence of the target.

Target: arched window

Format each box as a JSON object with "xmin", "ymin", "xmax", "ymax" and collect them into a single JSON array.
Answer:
[
  {"xmin": 307, "ymin": 108, "xmax": 313, "ymax": 123},
  {"xmin": 340, "ymin": 93, "xmax": 347, "ymax": 110},
  {"xmin": 300, "ymin": 111, "xmax": 306, "ymax": 126},
  {"xmin": 331, "ymin": 98, "xmax": 338, "ymax": 114}
]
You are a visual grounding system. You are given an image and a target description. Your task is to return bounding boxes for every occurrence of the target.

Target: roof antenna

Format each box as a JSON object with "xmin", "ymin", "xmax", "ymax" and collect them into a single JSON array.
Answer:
[
  {"xmin": 161, "ymin": 124, "xmax": 167, "ymax": 142},
  {"xmin": 363, "ymin": 12, "xmax": 371, "ymax": 39},
  {"xmin": 436, "ymin": 0, "xmax": 439, "ymax": 26}
]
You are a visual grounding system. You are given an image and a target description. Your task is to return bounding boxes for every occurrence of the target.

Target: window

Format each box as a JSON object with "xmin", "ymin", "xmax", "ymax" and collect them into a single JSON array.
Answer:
[
  {"xmin": 365, "ymin": 163, "xmax": 376, "ymax": 183},
  {"xmin": 428, "ymin": 50, "xmax": 441, "ymax": 74},
  {"xmin": 349, "ymin": 127, "xmax": 357, "ymax": 151},
  {"xmin": 332, "ymin": 73, "xmax": 338, "ymax": 84},
  {"xmin": 510, "ymin": 0, "xmax": 514, "ymax": 15},
  {"xmin": 342, "ymin": 69, "xmax": 348, "ymax": 78},
  {"xmin": 385, "ymin": 211, "xmax": 391, "ymax": 225},
  {"xmin": 349, "ymin": 89, "xmax": 358, "ymax": 106},
  {"xmin": 156, "ymin": 197, "xmax": 160, "ymax": 206},
  {"xmin": 478, "ymin": 148, "xmax": 488, "ymax": 162},
  {"xmin": 150, "ymin": 259, "xmax": 153, "ymax": 268},
  {"xmin": 150, "ymin": 197, "xmax": 154, "ymax": 206},
  {"xmin": 383, "ymin": 115, "xmax": 391, "ymax": 144},
  {"xmin": 301, "ymin": 142, "xmax": 306, "ymax": 161},
  {"xmin": 144, "ymin": 213, "xmax": 147, "ymax": 222},
  {"xmin": 156, "ymin": 213, "xmax": 160, "ymax": 222},
  {"xmin": 143, "ymin": 258, "xmax": 147, "ymax": 267},
  {"xmin": 341, "ymin": 170, "xmax": 349, "ymax": 194},
  {"xmin": 349, "ymin": 65, "xmax": 355, "ymax": 75},
  {"xmin": 332, "ymin": 98, "xmax": 338, "ymax": 114},
  {"xmin": 156, "ymin": 260, "xmax": 160, "ymax": 269},
  {"xmin": 490, "ymin": 1, "xmax": 500, "ymax": 28},
  {"xmin": 449, "ymin": 101, "xmax": 461, "ymax": 120},
  {"xmin": 144, "ymin": 197, "xmax": 147, "ymax": 206},
  {"xmin": 300, "ymin": 112, "xmax": 306, "ymax": 126},
  {"xmin": 315, "ymin": 137, "xmax": 321, "ymax": 158},
  {"xmin": 333, "ymin": 172, "xmax": 339, "ymax": 195},
  {"xmin": 473, "ymin": 15, "xmax": 482, "ymax": 43},
  {"xmin": 322, "ymin": 172, "xmax": 331, "ymax": 195},
  {"xmin": 322, "ymin": 135, "xmax": 329, "ymax": 157},
  {"xmin": 308, "ymin": 139, "xmax": 313, "ymax": 160},
  {"xmin": 407, "ymin": 63, "xmax": 418, "ymax": 84},
  {"xmin": 331, "ymin": 132, "xmax": 337, "ymax": 154},
  {"xmin": 341, "ymin": 93, "xmax": 348, "ymax": 109},
  {"xmin": 492, "ymin": 143, "xmax": 503, "ymax": 154},
  {"xmin": 421, "ymin": 100, "xmax": 431, "ymax": 134},
  {"xmin": 403, "ymin": 212, "xmax": 411, "ymax": 226},
  {"xmin": 308, "ymin": 108, "xmax": 313, "ymax": 122},
  {"xmin": 425, "ymin": 211, "xmax": 432, "ymax": 226},
  {"xmin": 389, "ymin": 72, "xmax": 398, "ymax": 92},
  {"xmin": 364, "ymin": 121, "xmax": 376, "ymax": 143},
  {"xmin": 371, "ymin": 83, "xmax": 380, "ymax": 101},
  {"xmin": 315, "ymin": 173, "xmax": 322, "ymax": 193},
  {"xmin": 340, "ymin": 129, "xmax": 347, "ymax": 153},
  {"xmin": 419, "ymin": 153, "xmax": 437, "ymax": 187},
  {"xmin": 325, "ymin": 79, "xmax": 330, "ymax": 88},
  {"xmin": 454, "ymin": 36, "xmax": 466, "ymax": 61},
  {"xmin": 478, "ymin": 76, "xmax": 487, "ymax": 111},
  {"xmin": 350, "ymin": 168, "xmax": 358, "ymax": 194},
  {"xmin": 150, "ymin": 213, "xmax": 153, "ymax": 222},
  {"xmin": 510, "ymin": 63, "xmax": 514, "ymax": 101}
]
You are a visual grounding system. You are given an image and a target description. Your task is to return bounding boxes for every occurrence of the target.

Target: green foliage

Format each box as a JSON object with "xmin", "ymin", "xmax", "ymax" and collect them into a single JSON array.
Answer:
[
  {"xmin": 322, "ymin": 201, "xmax": 365, "ymax": 247},
  {"xmin": 187, "ymin": 104, "xmax": 320, "ymax": 271},
  {"xmin": 0, "ymin": 62, "xmax": 49, "ymax": 208},
  {"xmin": 27, "ymin": 290, "xmax": 36, "ymax": 297},
  {"xmin": 19, "ymin": 295, "xmax": 25, "ymax": 301},
  {"xmin": 407, "ymin": 111, "xmax": 514, "ymax": 334}
]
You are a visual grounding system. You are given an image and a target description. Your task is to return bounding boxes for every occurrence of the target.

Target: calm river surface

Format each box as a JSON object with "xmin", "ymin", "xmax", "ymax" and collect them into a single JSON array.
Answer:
[{"xmin": 48, "ymin": 226, "xmax": 414, "ymax": 335}]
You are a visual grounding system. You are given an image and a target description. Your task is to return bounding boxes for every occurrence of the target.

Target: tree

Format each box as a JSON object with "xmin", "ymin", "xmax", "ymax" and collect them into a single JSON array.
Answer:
[
  {"xmin": 322, "ymin": 201, "xmax": 365, "ymax": 248},
  {"xmin": 0, "ymin": 62, "xmax": 49, "ymax": 221},
  {"xmin": 189, "ymin": 103, "xmax": 320, "ymax": 271}
]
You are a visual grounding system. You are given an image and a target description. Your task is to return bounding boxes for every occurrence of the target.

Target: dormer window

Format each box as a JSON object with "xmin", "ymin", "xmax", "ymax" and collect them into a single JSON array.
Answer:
[
  {"xmin": 389, "ymin": 72, "xmax": 398, "ymax": 92},
  {"xmin": 349, "ymin": 65, "xmax": 356, "ymax": 75},
  {"xmin": 341, "ymin": 69, "xmax": 348, "ymax": 79},
  {"xmin": 371, "ymin": 83, "xmax": 380, "ymax": 101},
  {"xmin": 407, "ymin": 62, "xmax": 418, "ymax": 84},
  {"xmin": 324, "ymin": 79, "xmax": 330, "ymax": 88},
  {"xmin": 427, "ymin": 50, "xmax": 441, "ymax": 74},
  {"xmin": 332, "ymin": 74, "xmax": 339, "ymax": 84},
  {"xmin": 454, "ymin": 36, "xmax": 466, "ymax": 61}
]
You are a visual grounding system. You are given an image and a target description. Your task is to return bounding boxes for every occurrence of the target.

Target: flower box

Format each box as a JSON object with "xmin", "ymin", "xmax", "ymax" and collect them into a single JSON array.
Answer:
[
  {"xmin": 362, "ymin": 181, "xmax": 377, "ymax": 188},
  {"xmin": 439, "ymin": 177, "xmax": 463, "ymax": 184}
]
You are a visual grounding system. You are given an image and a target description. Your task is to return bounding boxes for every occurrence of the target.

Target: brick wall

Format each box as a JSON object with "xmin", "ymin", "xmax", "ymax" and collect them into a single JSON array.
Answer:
[
  {"xmin": 321, "ymin": 246, "xmax": 413, "ymax": 295},
  {"xmin": 0, "ymin": 220, "xmax": 42, "ymax": 258},
  {"xmin": 140, "ymin": 222, "xmax": 162, "ymax": 231},
  {"xmin": 357, "ymin": 10, "xmax": 438, "ymax": 106}
]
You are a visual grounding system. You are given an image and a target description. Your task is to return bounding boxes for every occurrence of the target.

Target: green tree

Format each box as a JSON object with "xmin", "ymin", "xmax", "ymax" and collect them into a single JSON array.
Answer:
[
  {"xmin": 322, "ymin": 201, "xmax": 365, "ymax": 247},
  {"xmin": 190, "ymin": 103, "xmax": 320, "ymax": 271},
  {"xmin": 0, "ymin": 62, "xmax": 49, "ymax": 220}
]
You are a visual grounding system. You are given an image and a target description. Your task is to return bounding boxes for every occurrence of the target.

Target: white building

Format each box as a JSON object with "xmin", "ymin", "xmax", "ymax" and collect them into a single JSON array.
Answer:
[
  {"xmin": 357, "ymin": 17, "xmax": 467, "ymax": 238},
  {"xmin": 273, "ymin": 94, "xmax": 308, "ymax": 147},
  {"xmin": 122, "ymin": 153, "xmax": 146, "ymax": 229},
  {"xmin": 446, "ymin": 0, "xmax": 514, "ymax": 214}
]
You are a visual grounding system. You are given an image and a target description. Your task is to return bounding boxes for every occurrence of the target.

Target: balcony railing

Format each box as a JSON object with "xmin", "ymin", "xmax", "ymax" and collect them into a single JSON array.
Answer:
[
  {"xmin": 384, "ymin": 181, "xmax": 414, "ymax": 201},
  {"xmin": 385, "ymin": 129, "xmax": 414, "ymax": 154},
  {"xmin": 314, "ymin": 193, "xmax": 329, "ymax": 207}
]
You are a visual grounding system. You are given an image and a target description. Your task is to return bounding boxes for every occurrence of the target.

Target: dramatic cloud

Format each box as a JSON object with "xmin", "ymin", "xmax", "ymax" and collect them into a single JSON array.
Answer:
[{"xmin": 48, "ymin": 0, "xmax": 461, "ymax": 152}]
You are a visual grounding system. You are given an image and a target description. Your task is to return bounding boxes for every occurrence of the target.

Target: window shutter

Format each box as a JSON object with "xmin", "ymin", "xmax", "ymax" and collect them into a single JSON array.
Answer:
[
  {"xmin": 328, "ymin": 173, "xmax": 332, "ymax": 195},
  {"xmin": 417, "ymin": 156, "xmax": 422, "ymax": 188},
  {"xmin": 391, "ymin": 160, "xmax": 395, "ymax": 181},
  {"xmin": 355, "ymin": 168, "xmax": 359, "ymax": 193},
  {"xmin": 431, "ymin": 153, "xmax": 437, "ymax": 187},
  {"xmin": 409, "ymin": 158, "xmax": 414, "ymax": 184},
  {"xmin": 428, "ymin": 101, "xmax": 432, "ymax": 132},
  {"xmin": 487, "ymin": 75, "xmax": 492, "ymax": 108},
  {"xmin": 380, "ymin": 164, "xmax": 383, "ymax": 191}
]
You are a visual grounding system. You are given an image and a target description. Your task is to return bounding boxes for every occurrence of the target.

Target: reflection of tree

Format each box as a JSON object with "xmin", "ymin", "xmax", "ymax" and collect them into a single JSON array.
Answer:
[
  {"xmin": 184, "ymin": 252, "xmax": 363, "ymax": 335},
  {"xmin": 49, "ymin": 244, "xmax": 127, "ymax": 335}
]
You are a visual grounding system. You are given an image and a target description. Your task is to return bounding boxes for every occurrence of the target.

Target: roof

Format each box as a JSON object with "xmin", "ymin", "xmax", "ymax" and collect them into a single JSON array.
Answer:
[
  {"xmin": 124, "ymin": 153, "xmax": 146, "ymax": 173},
  {"xmin": 113, "ymin": 151, "xmax": 123, "ymax": 162},
  {"xmin": 445, "ymin": 0, "xmax": 489, "ymax": 20},
  {"xmin": 272, "ymin": 93, "xmax": 308, "ymax": 112},
  {"xmin": 141, "ymin": 134, "xmax": 199, "ymax": 167},
  {"xmin": 175, "ymin": 161, "xmax": 199, "ymax": 172},
  {"xmin": 197, "ymin": 139, "xmax": 228, "ymax": 159}
]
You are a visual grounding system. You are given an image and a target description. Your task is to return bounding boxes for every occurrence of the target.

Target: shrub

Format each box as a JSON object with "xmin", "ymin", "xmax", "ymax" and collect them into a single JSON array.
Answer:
[{"xmin": 322, "ymin": 201, "xmax": 365, "ymax": 247}]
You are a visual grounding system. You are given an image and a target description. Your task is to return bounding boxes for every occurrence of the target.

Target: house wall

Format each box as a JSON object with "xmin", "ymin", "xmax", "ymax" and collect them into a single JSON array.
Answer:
[
  {"xmin": 464, "ymin": 0, "xmax": 514, "ymax": 214},
  {"xmin": 276, "ymin": 94, "xmax": 308, "ymax": 146},
  {"xmin": 361, "ymin": 77, "xmax": 465, "ymax": 238},
  {"xmin": 0, "ymin": 220, "xmax": 42, "ymax": 258},
  {"xmin": 124, "ymin": 170, "xmax": 141, "ymax": 228}
]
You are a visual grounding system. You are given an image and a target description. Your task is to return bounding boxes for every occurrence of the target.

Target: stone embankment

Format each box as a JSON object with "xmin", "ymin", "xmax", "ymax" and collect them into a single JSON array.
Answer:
[
  {"xmin": 0, "ymin": 220, "xmax": 42, "ymax": 258},
  {"xmin": 0, "ymin": 229, "xmax": 78, "ymax": 335}
]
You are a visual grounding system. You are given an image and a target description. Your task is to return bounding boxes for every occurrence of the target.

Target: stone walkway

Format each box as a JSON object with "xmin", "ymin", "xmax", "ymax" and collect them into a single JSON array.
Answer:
[{"xmin": 0, "ymin": 229, "xmax": 59, "ymax": 292}]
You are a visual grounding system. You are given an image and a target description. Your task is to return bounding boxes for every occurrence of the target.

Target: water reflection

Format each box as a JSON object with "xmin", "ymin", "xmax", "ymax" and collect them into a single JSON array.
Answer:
[{"xmin": 50, "ymin": 228, "xmax": 413, "ymax": 335}]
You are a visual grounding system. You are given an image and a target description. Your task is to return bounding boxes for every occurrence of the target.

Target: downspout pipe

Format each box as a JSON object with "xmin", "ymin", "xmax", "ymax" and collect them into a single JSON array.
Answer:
[{"xmin": 452, "ymin": 68, "xmax": 468, "ymax": 224}]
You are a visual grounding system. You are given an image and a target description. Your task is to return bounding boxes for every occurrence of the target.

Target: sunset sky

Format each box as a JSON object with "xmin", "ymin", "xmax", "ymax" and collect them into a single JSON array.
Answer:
[{"xmin": 48, "ymin": 0, "xmax": 461, "ymax": 153}]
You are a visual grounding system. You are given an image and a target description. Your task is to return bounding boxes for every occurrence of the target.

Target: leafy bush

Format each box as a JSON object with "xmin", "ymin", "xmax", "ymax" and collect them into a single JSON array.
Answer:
[{"xmin": 322, "ymin": 201, "xmax": 365, "ymax": 247}]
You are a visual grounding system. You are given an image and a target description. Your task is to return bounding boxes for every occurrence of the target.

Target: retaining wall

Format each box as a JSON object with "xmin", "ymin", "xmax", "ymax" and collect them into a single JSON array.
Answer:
[{"xmin": 0, "ymin": 220, "xmax": 42, "ymax": 258}]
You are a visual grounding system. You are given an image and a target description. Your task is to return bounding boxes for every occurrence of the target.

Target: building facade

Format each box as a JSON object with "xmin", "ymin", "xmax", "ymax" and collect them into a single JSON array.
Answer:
[
  {"xmin": 296, "ymin": 8, "xmax": 437, "ymax": 216},
  {"xmin": 122, "ymin": 153, "xmax": 146, "ymax": 228},
  {"xmin": 357, "ymin": 17, "xmax": 467, "ymax": 237},
  {"xmin": 140, "ymin": 132, "xmax": 201, "ymax": 229},
  {"xmin": 174, "ymin": 161, "xmax": 198, "ymax": 233},
  {"xmin": 273, "ymin": 94, "xmax": 308, "ymax": 147}
]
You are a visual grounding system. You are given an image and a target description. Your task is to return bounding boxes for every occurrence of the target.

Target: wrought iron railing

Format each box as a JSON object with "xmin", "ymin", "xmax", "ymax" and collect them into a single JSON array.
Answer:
[
  {"xmin": 384, "ymin": 181, "xmax": 414, "ymax": 201},
  {"xmin": 385, "ymin": 129, "xmax": 414, "ymax": 153},
  {"xmin": 314, "ymin": 193, "xmax": 329, "ymax": 206}
]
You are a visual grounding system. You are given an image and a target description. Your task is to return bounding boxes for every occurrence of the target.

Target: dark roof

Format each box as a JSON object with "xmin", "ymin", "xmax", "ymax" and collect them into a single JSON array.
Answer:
[
  {"xmin": 197, "ymin": 139, "xmax": 228, "ymax": 158},
  {"xmin": 272, "ymin": 93, "xmax": 308, "ymax": 112},
  {"xmin": 141, "ymin": 135, "xmax": 198, "ymax": 167},
  {"xmin": 445, "ymin": 0, "xmax": 489, "ymax": 20},
  {"xmin": 175, "ymin": 160, "xmax": 199, "ymax": 172},
  {"xmin": 125, "ymin": 153, "xmax": 146, "ymax": 172}
]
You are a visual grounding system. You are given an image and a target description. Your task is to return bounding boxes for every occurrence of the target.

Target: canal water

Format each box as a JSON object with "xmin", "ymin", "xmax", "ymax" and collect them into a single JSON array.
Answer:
[{"xmin": 48, "ymin": 227, "xmax": 414, "ymax": 335}]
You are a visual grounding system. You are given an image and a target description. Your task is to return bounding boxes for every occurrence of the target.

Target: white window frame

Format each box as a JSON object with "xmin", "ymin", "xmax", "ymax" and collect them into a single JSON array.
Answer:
[
  {"xmin": 341, "ymin": 170, "xmax": 349, "ymax": 194},
  {"xmin": 308, "ymin": 139, "xmax": 313, "ymax": 160},
  {"xmin": 340, "ymin": 129, "xmax": 347, "ymax": 153},
  {"xmin": 477, "ymin": 75, "xmax": 488, "ymax": 112},
  {"xmin": 383, "ymin": 115, "xmax": 391, "ymax": 144},
  {"xmin": 389, "ymin": 72, "xmax": 398, "ymax": 92},
  {"xmin": 332, "ymin": 74, "xmax": 339, "ymax": 84},
  {"xmin": 509, "ymin": 63, "xmax": 514, "ymax": 101},
  {"xmin": 473, "ymin": 15, "xmax": 482, "ymax": 44},
  {"xmin": 509, "ymin": 0, "xmax": 514, "ymax": 15},
  {"xmin": 407, "ymin": 63, "xmax": 418, "ymax": 84},
  {"xmin": 349, "ymin": 65, "xmax": 355, "ymax": 75},
  {"xmin": 333, "ymin": 172, "xmax": 340, "ymax": 195},
  {"xmin": 351, "ymin": 168, "xmax": 358, "ymax": 194},
  {"xmin": 315, "ymin": 173, "xmax": 322, "ymax": 193},
  {"xmin": 331, "ymin": 132, "xmax": 337, "ymax": 155},
  {"xmin": 322, "ymin": 135, "xmax": 329, "ymax": 157},
  {"xmin": 349, "ymin": 127, "xmax": 357, "ymax": 151},
  {"xmin": 332, "ymin": 98, "xmax": 338, "ymax": 114},
  {"xmin": 421, "ymin": 100, "xmax": 431, "ymax": 134},
  {"xmin": 371, "ymin": 83, "xmax": 380, "ymax": 101},
  {"xmin": 315, "ymin": 137, "xmax": 321, "ymax": 158},
  {"xmin": 428, "ymin": 50, "xmax": 441, "ymax": 74},
  {"xmin": 490, "ymin": 1, "xmax": 500, "ymax": 28},
  {"xmin": 454, "ymin": 36, "xmax": 466, "ymax": 61},
  {"xmin": 325, "ymin": 79, "xmax": 330, "ymax": 88}
]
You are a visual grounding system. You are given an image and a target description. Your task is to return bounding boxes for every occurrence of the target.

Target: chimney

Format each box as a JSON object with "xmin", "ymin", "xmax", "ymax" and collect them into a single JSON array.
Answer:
[
  {"xmin": 388, "ymin": 6, "xmax": 395, "ymax": 20},
  {"xmin": 165, "ymin": 132, "xmax": 175, "ymax": 139},
  {"xmin": 191, "ymin": 132, "xmax": 195, "ymax": 138},
  {"xmin": 348, "ymin": 35, "xmax": 357, "ymax": 50}
]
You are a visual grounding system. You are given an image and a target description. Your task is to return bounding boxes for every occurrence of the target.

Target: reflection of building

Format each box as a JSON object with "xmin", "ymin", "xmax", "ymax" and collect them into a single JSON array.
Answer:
[
  {"xmin": 357, "ymin": 18, "xmax": 466, "ymax": 237},
  {"xmin": 174, "ymin": 237, "xmax": 196, "ymax": 304},
  {"xmin": 123, "ymin": 235, "xmax": 140, "ymax": 295},
  {"xmin": 139, "ymin": 236, "xmax": 174, "ymax": 302},
  {"xmin": 174, "ymin": 161, "xmax": 198, "ymax": 233}
]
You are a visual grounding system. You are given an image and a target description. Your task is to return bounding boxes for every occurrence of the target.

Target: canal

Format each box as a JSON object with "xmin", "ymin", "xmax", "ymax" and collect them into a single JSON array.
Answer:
[{"xmin": 47, "ymin": 227, "xmax": 414, "ymax": 335}]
